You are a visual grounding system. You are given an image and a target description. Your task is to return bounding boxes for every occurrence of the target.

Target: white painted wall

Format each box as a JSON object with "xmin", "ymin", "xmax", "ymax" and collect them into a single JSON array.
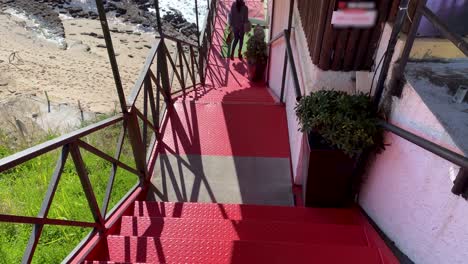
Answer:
[
  {"xmin": 268, "ymin": 1, "xmax": 361, "ymax": 184},
  {"xmin": 267, "ymin": 0, "xmax": 288, "ymax": 98},
  {"xmin": 359, "ymin": 83, "xmax": 468, "ymax": 264}
]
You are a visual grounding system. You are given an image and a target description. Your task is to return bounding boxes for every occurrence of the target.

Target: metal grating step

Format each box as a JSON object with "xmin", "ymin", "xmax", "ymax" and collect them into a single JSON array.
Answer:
[
  {"xmin": 134, "ymin": 201, "xmax": 361, "ymax": 225},
  {"xmin": 97, "ymin": 236, "xmax": 384, "ymax": 263},
  {"xmin": 119, "ymin": 216, "xmax": 369, "ymax": 246}
]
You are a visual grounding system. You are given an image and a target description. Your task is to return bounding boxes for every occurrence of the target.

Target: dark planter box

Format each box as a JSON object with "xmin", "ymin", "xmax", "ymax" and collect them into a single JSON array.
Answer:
[
  {"xmin": 303, "ymin": 132, "xmax": 356, "ymax": 207},
  {"xmin": 247, "ymin": 61, "xmax": 266, "ymax": 82}
]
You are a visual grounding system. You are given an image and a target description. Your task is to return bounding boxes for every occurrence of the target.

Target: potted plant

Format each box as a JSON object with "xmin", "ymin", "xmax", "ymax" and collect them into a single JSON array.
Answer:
[
  {"xmin": 244, "ymin": 26, "xmax": 268, "ymax": 82},
  {"xmin": 295, "ymin": 90, "xmax": 383, "ymax": 207}
]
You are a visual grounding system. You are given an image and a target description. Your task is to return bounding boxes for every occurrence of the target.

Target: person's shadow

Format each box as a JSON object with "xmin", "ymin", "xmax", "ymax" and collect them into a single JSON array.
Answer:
[{"xmin": 232, "ymin": 61, "xmax": 247, "ymax": 76}]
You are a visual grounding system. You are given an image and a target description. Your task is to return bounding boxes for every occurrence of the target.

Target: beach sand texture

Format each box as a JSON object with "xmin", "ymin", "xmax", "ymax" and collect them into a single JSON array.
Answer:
[{"xmin": 0, "ymin": 12, "xmax": 170, "ymax": 114}]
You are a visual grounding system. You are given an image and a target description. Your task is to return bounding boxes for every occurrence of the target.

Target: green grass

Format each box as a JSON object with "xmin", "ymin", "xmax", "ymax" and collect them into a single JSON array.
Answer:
[{"xmin": 0, "ymin": 117, "xmax": 139, "ymax": 263}]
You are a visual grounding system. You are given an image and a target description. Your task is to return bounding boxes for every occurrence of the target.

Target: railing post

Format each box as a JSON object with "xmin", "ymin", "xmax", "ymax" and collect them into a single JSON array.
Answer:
[
  {"xmin": 199, "ymin": 44, "xmax": 206, "ymax": 87},
  {"xmin": 372, "ymin": 0, "xmax": 412, "ymax": 107},
  {"xmin": 145, "ymin": 74, "xmax": 158, "ymax": 127},
  {"xmin": 420, "ymin": 7, "xmax": 468, "ymax": 56},
  {"xmin": 452, "ymin": 168, "xmax": 468, "ymax": 198},
  {"xmin": 153, "ymin": 0, "xmax": 163, "ymax": 35},
  {"xmin": 22, "ymin": 145, "xmax": 70, "ymax": 264},
  {"xmin": 101, "ymin": 125, "xmax": 127, "ymax": 217},
  {"xmin": 195, "ymin": 0, "xmax": 201, "ymax": 46},
  {"xmin": 69, "ymin": 143, "xmax": 105, "ymax": 229},
  {"xmin": 177, "ymin": 42, "xmax": 186, "ymax": 93},
  {"xmin": 158, "ymin": 40, "xmax": 172, "ymax": 102},
  {"xmin": 280, "ymin": 50, "xmax": 288, "ymax": 103},
  {"xmin": 95, "ymin": 0, "xmax": 127, "ymax": 114},
  {"xmin": 284, "ymin": 30, "xmax": 302, "ymax": 101},
  {"xmin": 392, "ymin": 0, "xmax": 427, "ymax": 94},
  {"xmin": 126, "ymin": 110, "xmax": 148, "ymax": 183},
  {"xmin": 280, "ymin": 0, "xmax": 295, "ymax": 103},
  {"xmin": 143, "ymin": 83, "xmax": 149, "ymax": 154},
  {"xmin": 195, "ymin": 0, "xmax": 206, "ymax": 86}
]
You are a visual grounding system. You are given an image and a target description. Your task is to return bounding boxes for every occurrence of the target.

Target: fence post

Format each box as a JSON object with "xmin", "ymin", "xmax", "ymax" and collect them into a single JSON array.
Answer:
[
  {"xmin": 158, "ymin": 40, "xmax": 172, "ymax": 102},
  {"xmin": 280, "ymin": 0, "xmax": 295, "ymax": 103},
  {"xmin": 195, "ymin": 0, "xmax": 206, "ymax": 86},
  {"xmin": 177, "ymin": 43, "xmax": 186, "ymax": 92},
  {"xmin": 69, "ymin": 143, "xmax": 105, "ymax": 229},
  {"xmin": 22, "ymin": 145, "xmax": 70, "ymax": 263},
  {"xmin": 95, "ymin": 0, "xmax": 127, "ymax": 114},
  {"xmin": 126, "ymin": 110, "xmax": 148, "ymax": 183},
  {"xmin": 391, "ymin": 0, "xmax": 427, "ymax": 96},
  {"xmin": 195, "ymin": 0, "xmax": 200, "ymax": 46},
  {"xmin": 153, "ymin": 0, "xmax": 163, "ymax": 35}
]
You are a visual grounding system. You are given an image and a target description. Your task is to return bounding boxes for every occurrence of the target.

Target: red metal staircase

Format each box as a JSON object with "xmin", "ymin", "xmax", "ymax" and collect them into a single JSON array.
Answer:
[{"xmin": 82, "ymin": 201, "xmax": 397, "ymax": 263}]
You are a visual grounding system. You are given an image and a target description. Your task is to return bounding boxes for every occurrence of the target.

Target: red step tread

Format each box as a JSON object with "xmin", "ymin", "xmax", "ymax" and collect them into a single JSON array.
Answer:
[
  {"xmin": 100, "ymin": 236, "xmax": 383, "ymax": 264},
  {"xmin": 119, "ymin": 216, "xmax": 368, "ymax": 246},
  {"xmin": 134, "ymin": 201, "xmax": 360, "ymax": 225},
  {"xmin": 158, "ymin": 102, "xmax": 290, "ymax": 157},
  {"xmin": 84, "ymin": 262, "xmax": 133, "ymax": 264}
]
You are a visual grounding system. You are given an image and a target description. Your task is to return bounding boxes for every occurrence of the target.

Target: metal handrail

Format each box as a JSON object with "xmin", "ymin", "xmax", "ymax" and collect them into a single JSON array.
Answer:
[
  {"xmin": 420, "ymin": 6, "xmax": 468, "ymax": 56},
  {"xmin": 268, "ymin": 31, "xmax": 285, "ymax": 46},
  {"xmin": 267, "ymin": 30, "xmax": 303, "ymax": 102},
  {"xmin": 267, "ymin": 5, "xmax": 468, "ymax": 197},
  {"xmin": 283, "ymin": 30, "xmax": 303, "ymax": 102},
  {"xmin": 379, "ymin": 121, "xmax": 468, "ymax": 169},
  {"xmin": 371, "ymin": 0, "xmax": 468, "ymax": 197},
  {"xmin": 375, "ymin": 0, "xmax": 468, "ymax": 106},
  {"xmin": 161, "ymin": 33, "xmax": 198, "ymax": 48},
  {"xmin": 127, "ymin": 39, "xmax": 161, "ymax": 107},
  {"xmin": 0, "ymin": 0, "xmax": 219, "ymax": 262},
  {"xmin": 0, "ymin": 115, "xmax": 124, "ymax": 172}
]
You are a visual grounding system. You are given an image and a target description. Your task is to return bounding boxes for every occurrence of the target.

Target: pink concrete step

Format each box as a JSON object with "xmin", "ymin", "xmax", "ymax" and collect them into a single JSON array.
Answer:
[
  {"xmin": 134, "ymin": 201, "xmax": 361, "ymax": 225},
  {"xmin": 98, "ymin": 236, "xmax": 383, "ymax": 263},
  {"xmin": 119, "ymin": 216, "xmax": 369, "ymax": 246}
]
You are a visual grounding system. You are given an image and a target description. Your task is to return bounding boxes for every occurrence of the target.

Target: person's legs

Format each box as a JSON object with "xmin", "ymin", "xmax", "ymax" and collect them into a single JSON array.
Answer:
[
  {"xmin": 230, "ymin": 30, "xmax": 241, "ymax": 59},
  {"xmin": 238, "ymin": 31, "xmax": 245, "ymax": 59}
]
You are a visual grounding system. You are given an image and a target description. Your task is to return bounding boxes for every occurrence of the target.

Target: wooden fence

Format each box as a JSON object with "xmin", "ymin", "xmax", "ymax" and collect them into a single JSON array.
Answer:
[{"xmin": 296, "ymin": 0, "xmax": 399, "ymax": 71}]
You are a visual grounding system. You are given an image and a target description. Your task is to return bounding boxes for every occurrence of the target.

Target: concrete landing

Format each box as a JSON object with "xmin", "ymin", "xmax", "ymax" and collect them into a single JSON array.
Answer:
[
  {"xmin": 148, "ymin": 154, "xmax": 294, "ymax": 206},
  {"xmin": 147, "ymin": 0, "xmax": 293, "ymax": 207}
]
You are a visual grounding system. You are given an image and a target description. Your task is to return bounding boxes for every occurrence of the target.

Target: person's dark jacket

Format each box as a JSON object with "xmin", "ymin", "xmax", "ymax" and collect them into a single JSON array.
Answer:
[{"xmin": 229, "ymin": 3, "xmax": 249, "ymax": 33}]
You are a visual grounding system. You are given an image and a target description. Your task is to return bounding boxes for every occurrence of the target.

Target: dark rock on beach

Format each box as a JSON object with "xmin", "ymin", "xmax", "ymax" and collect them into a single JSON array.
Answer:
[
  {"xmin": 0, "ymin": 0, "xmax": 199, "ymax": 45},
  {"xmin": 1, "ymin": 0, "xmax": 66, "ymax": 38}
]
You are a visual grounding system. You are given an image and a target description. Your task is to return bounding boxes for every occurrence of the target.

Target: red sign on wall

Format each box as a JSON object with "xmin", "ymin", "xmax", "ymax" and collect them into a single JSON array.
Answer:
[{"xmin": 331, "ymin": 1, "xmax": 377, "ymax": 28}]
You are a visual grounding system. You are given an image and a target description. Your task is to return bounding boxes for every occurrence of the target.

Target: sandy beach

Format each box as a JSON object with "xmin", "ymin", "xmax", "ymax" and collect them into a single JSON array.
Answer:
[{"xmin": 0, "ymin": 11, "xmax": 169, "ymax": 114}]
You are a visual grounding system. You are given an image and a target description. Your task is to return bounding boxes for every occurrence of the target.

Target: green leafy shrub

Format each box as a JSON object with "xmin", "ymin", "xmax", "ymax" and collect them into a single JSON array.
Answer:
[
  {"xmin": 244, "ymin": 26, "xmax": 268, "ymax": 65},
  {"xmin": 295, "ymin": 90, "xmax": 383, "ymax": 157}
]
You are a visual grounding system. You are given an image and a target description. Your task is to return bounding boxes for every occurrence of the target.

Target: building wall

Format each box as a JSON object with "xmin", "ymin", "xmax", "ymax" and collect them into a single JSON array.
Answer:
[
  {"xmin": 359, "ymin": 83, "xmax": 468, "ymax": 264},
  {"xmin": 267, "ymin": 0, "xmax": 358, "ymax": 184},
  {"xmin": 268, "ymin": 1, "xmax": 468, "ymax": 262}
]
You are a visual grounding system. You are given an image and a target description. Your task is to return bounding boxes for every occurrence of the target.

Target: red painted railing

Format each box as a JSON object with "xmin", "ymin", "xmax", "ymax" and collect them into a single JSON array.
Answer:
[{"xmin": 0, "ymin": 0, "xmax": 218, "ymax": 262}]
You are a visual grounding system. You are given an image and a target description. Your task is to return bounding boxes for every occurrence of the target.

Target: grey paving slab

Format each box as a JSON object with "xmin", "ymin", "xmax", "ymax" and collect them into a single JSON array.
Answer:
[{"xmin": 147, "ymin": 154, "xmax": 294, "ymax": 206}]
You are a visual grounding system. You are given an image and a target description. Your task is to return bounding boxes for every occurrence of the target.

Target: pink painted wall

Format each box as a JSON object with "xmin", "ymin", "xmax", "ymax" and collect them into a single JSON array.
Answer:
[
  {"xmin": 359, "ymin": 83, "xmax": 468, "ymax": 264},
  {"xmin": 268, "ymin": 1, "xmax": 468, "ymax": 262}
]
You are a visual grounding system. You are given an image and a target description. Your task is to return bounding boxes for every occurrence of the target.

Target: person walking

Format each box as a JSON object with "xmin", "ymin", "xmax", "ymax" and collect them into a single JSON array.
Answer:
[{"xmin": 228, "ymin": 0, "xmax": 249, "ymax": 60}]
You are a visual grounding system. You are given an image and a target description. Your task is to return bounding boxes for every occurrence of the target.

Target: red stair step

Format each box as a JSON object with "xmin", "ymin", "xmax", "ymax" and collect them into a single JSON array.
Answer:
[
  {"xmin": 134, "ymin": 201, "xmax": 360, "ymax": 225},
  {"xmin": 159, "ymin": 102, "xmax": 290, "ymax": 157},
  {"xmin": 84, "ymin": 262, "xmax": 133, "ymax": 264},
  {"xmin": 119, "ymin": 216, "xmax": 369, "ymax": 246},
  {"xmin": 100, "ymin": 236, "xmax": 384, "ymax": 264}
]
